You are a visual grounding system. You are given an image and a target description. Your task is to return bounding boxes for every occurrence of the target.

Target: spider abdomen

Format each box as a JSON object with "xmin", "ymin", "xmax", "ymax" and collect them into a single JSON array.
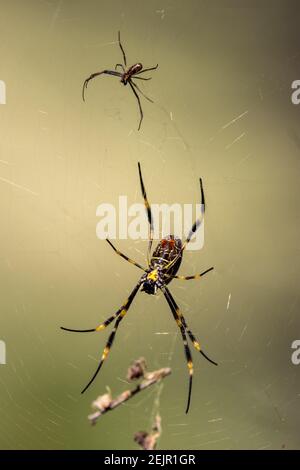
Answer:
[
  {"xmin": 128, "ymin": 63, "xmax": 143, "ymax": 75},
  {"xmin": 122, "ymin": 63, "xmax": 143, "ymax": 84},
  {"xmin": 150, "ymin": 235, "xmax": 183, "ymax": 281}
]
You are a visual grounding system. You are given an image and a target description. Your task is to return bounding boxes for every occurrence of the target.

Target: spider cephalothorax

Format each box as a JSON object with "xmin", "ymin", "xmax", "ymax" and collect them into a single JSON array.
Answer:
[
  {"xmin": 141, "ymin": 270, "xmax": 160, "ymax": 295},
  {"xmin": 82, "ymin": 32, "xmax": 158, "ymax": 130},
  {"xmin": 121, "ymin": 63, "xmax": 143, "ymax": 85},
  {"xmin": 61, "ymin": 163, "xmax": 217, "ymax": 414}
]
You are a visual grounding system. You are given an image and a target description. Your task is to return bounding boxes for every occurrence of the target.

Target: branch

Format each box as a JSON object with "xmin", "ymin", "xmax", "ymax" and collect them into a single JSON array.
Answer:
[
  {"xmin": 134, "ymin": 414, "xmax": 162, "ymax": 450},
  {"xmin": 88, "ymin": 358, "xmax": 171, "ymax": 425}
]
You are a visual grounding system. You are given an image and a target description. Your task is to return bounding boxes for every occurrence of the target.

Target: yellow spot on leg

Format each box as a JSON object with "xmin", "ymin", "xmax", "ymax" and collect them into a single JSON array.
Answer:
[
  {"xmin": 188, "ymin": 360, "xmax": 194, "ymax": 374},
  {"xmin": 101, "ymin": 347, "xmax": 110, "ymax": 360},
  {"xmin": 176, "ymin": 308, "xmax": 183, "ymax": 318},
  {"xmin": 120, "ymin": 308, "xmax": 127, "ymax": 317},
  {"xmin": 193, "ymin": 341, "xmax": 201, "ymax": 351},
  {"xmin": 96, "ymin": 324, "xmax": 106, "ymax": 331}
]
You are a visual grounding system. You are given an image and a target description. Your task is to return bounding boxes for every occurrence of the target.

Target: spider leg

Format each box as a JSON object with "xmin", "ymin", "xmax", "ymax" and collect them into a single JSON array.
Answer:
[
  {"xmin": 164, "ymin": 178, "xmax": 205, "ymax": 272},
  {"xmin": 130, "ymin": 80, "xmax": 154, "ymax": 103},
  {"xmin": 161, "ymin": 286, "xmax": 194, "ymax": 414},
  {"xmin": 137, "ymin": 162, "xmax": 154, "ymax": 267},
  {"xmin": 164, "ymin": 287, "xmax": 218, "ymax": 366},
  {"xmin": 60, "ymin": 281, "xmax": 141, "ymax": 334},
  {"xmin": 169, "ymin": 267, "xmax": 214, "ymax": 280},
  {"xmin": 128, "ymin": 80, "xmax": 144, "ymax": 130},
  {"xmin": 118, "ymin": 31, "xmax": 127, "ymax": 67},
  {"xmin": 81, "ymin": 316, "xmax": 123, "ymax": 393},
  {"xmin": 82, "ymin": 70, "xmax": 122, "ymax": 101},
  {"xmin": 133, "ymin": 76, "xmax": 152, "ymax": 81},
  {"xmin": 106, "ymin": 238, "xmax": 146, "ymax": 271},
  {"xmin": 182, "ymin": 177, "xmax": 205, "ymax": 248},
  {"xmin": 135, "ymin": 64, "xmax": 158, "ymax": 75},
  {"xmin": 81, "ymin": 282, "xmax": 141, "ymax": 393},
  {"xmin": 115, "ymin": 63, "xmax": 125, "ymax": 72}
]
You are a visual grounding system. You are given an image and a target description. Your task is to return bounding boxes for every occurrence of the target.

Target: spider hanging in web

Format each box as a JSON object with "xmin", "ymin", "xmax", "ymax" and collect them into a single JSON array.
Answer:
[
  {"xmin": 82, "ymin": 32, "xmax": 158, "ymax": 130},
  {"xmin": 61, "ymin": 163, "xmax": 218, "ymax": 413}
]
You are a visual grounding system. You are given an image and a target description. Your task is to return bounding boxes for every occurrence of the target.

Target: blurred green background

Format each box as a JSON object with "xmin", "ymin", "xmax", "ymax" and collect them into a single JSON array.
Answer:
[{"xmin": 0, "ymin": 0, "xmax": 300, "ymax": 450}]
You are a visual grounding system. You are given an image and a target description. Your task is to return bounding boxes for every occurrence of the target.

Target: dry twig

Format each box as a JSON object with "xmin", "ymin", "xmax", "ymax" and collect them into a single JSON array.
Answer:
[
  {"xmin": 88, "ymin": 358, "xmax": 171, "ymax": 425},
  {"xmin": 134, "ymin": 414, "xmax": 162, "ymax": 450}
]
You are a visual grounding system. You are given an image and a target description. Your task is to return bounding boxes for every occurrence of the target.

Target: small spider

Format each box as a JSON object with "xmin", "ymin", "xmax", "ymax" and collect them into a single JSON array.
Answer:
[
  {"xmin": 61, "ymin": 163, "xmax": 217, "ymax": 414},
  {"xmin": 82, "ymin": 32, "xmax": 158, "ymax": 130}
]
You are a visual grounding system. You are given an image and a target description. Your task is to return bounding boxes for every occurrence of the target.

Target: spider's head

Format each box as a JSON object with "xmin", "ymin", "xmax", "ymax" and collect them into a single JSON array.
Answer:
[
  {"xmin": 141, "ymin": 279, "xmax": 157, "ymax": 295},
  {"xmin": 141, "ymin": 269, "xmax": 159, "ymax": 295}
]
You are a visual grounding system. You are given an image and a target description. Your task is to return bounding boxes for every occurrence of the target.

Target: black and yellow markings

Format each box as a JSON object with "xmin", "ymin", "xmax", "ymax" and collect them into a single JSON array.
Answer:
[
  {"xmin": 106, "ymin": 238, "xmax": 146, "ymax": 271},
  {"xmin": 81, "ymin": 322, "xmax": 121, "ymax": 394},
  {"xmin": 162, "ymin": 285, "xmax": 217, "ymax": 410},
  {"xmin": 174, "ymin": 300, "xmax": 203, "ymax": 356},
  {"xmin": 81, "ymin": 318, "xmax": 125, "ymax": 394},
  {"xmin": 176, "ymin": 314, "xmax": 194, "ymax": 377},
  {"xmin": 187, "ymin": 360, "xmax": 194, "ymax": 374},
  {"xmin": 138, "ymin": 163, "xmax": 152, "ymax": 217},
  {"xmin": 138, "ymin": 162, "xmax": 154, "ymax": 265},
  {"xmin": 162, "ymin": 287, "xmax": 194, "ymax": 413},
  {"xmin": 147, "ymin": 269, "xmax": 158, "ymax": 281},
  {"xmin": 101, "ymin": 346, "xmax": 110, "ymax": 360},
  {"xmin": 80, "ymin": 282, "xmax": 142, "ymax": 394},
  {"xmin": 62, "ymin": 165, "xmax": 216, "ymax": 408},
  {"xmin": 185, "ymin": 178, "xmax": 204, "ymax": 245},
  {"xmin": 166, "ymin": 267, "xmax": 214, "ymax": 282},
  {"xmin": 192, "ymin": 340, "xmax": 201, "ymax": 352},
  {"xmin": 165, "ymin": 178, "xmax": 206, "ymax": 269},
  {"xmin": 120, "ymin": 308, "xmax": 127, "ymax": 317},
  {"xmin": 95, "ymin": 298, "xmax": 130, "ymax": 331},
  {"xmin": 168, "ymin": 288, "xmax": 218, "ymax": 366},
  {"xmin": 175, "ymin": 274, "xmax": 202, "ymax": 280}
]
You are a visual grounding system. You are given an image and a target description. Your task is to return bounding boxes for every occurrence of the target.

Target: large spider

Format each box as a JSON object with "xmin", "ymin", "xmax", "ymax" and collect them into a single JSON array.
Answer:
[
  {"xmin": 61, "ymin": 163, "xmax": 217, "ymax": 413},
  {"xmin": 82, "ymin": 32, "xmax": 158, "ymax": 130}
]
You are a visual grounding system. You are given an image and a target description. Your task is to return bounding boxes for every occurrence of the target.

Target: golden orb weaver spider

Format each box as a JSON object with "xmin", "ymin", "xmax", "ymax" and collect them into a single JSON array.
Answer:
[
  {"xmin": 82, "ymin": 31, "xmax": 158, "ymax": 130},
  {"xmin": 61, "ymin": 163, "xmax": 217, "ymax": 413}
]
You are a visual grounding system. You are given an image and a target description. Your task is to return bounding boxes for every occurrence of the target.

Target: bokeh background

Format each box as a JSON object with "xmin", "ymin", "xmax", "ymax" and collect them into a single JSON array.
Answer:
[{"xmin": 0, "ymin": 0, "xmax": 300, "ymax": 450}]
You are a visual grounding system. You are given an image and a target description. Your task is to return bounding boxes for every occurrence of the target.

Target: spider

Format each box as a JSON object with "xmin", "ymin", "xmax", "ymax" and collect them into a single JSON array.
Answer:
[
  {"xmin": 61, "ymin": 163, "xmax": 217, "ymax": 414},
  {"xmin": 82, "ymin": 31, "xmax": 158, "ymax": 130}
]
